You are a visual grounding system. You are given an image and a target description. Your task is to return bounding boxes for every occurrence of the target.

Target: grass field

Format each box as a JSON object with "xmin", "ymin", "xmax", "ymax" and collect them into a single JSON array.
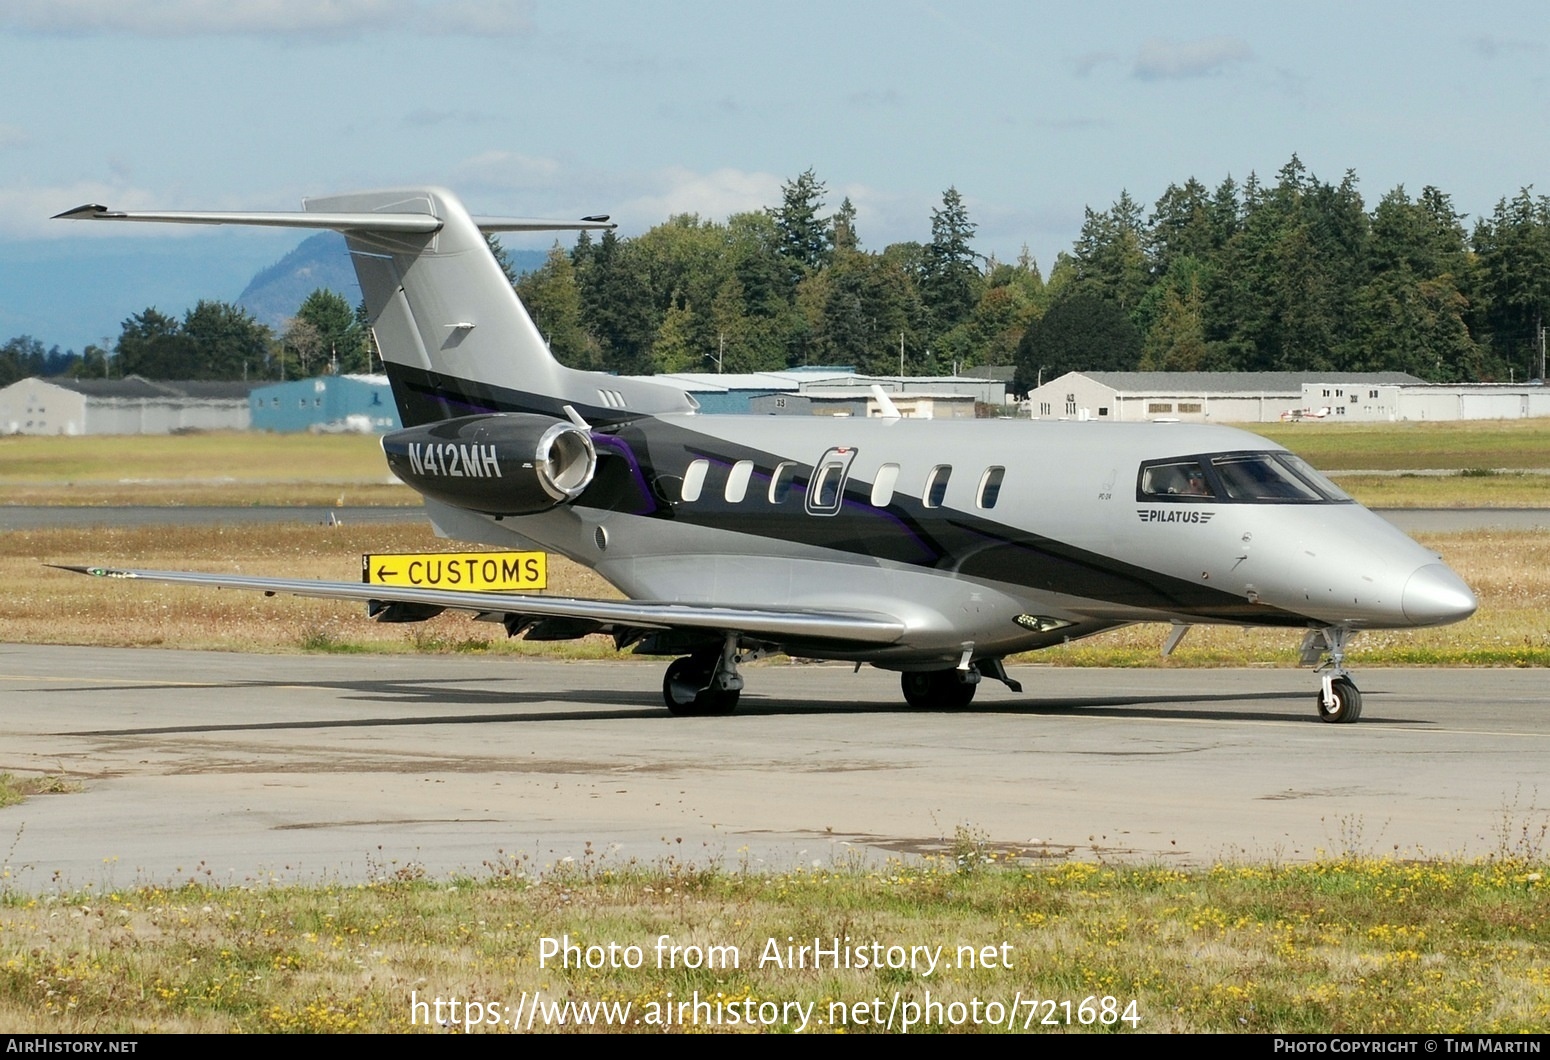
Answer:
[
  {"xmin": 2, "ymin": 854, "xmax": 1546, "ymax": 1033},
  {"xmin": 1249, "ymin": 418, "xmax": 1550, "ymax": 471},
  {"xmin": 0, "ymin": 432, "xmax": 414, "ymax": 507}
]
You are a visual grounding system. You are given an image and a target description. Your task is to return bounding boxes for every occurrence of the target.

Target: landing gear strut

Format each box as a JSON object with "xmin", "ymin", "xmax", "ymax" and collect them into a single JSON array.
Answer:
[
  {"xmin": 662, "ymin": 633, "xmax": 744, "ymax": 716},
  {"xmin": 1304, "ymin": 625, "xmax": 1362, "ymax": 724}
]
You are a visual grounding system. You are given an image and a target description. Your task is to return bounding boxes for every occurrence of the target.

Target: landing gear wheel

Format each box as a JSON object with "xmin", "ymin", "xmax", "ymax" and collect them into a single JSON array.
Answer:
[
  {"xmin": 900, "ymin": 669, "xmax": 978, "ymax": 710},
  {"xmin": 1316, "ymin": 675, "xmax": 1362, "ymax": 724},
  {"xmin": 663, "ymin": 655, "xmax": 740, "ymax": 716}
]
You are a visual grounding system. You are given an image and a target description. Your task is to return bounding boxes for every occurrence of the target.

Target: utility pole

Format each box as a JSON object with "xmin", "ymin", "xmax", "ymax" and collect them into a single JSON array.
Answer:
[{"xmin": 1538, "ymin": 315, "xmax": 1545, "ymax": 382}]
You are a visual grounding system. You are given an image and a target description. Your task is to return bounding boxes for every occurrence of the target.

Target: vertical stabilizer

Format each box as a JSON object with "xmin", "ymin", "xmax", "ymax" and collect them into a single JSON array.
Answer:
[{"xmin": 52, "ymin": 188, "xmax": 696, "ymax": 428}]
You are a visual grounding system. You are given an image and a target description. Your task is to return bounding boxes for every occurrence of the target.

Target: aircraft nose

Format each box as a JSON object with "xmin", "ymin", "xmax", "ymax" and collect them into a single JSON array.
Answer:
[{"xmin": 1401, "ymin": 563, "xmax": 1478, "ymax": 626}]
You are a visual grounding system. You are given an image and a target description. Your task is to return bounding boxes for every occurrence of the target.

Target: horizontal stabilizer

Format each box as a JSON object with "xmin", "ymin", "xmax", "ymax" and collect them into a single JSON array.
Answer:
[
  {"xmin": 52, "ymin": 204, "xmax": 616, "ymax": 235},
  {"xmin": 53, "ymin": 565, "xmax": 906, "ymax": 646}
]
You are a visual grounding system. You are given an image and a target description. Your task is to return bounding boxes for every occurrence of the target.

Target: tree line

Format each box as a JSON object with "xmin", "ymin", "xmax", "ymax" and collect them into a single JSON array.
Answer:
[
  {"xmin": 4, "ymin": 158, "xmax": 1547, "ymax": 392},
  {"xmin": 0, "ymin": 289, "xmax": 372, "ymax": 388}
]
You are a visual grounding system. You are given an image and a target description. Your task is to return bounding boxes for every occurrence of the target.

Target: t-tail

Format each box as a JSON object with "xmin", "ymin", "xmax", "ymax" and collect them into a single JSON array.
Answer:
[{"xmin": 55, "ymin": 187, "xmax": 697, "ymax": 428}]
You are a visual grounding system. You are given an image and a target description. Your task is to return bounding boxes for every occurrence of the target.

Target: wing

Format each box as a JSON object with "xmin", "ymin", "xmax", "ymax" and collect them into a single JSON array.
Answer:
[{"xmin": 53, "ymin": 565, "xmax": 905, "ymax": 646}]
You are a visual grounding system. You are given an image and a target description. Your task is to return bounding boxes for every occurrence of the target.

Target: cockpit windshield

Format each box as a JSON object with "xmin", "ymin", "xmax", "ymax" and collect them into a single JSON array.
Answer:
[{"xmin": 1137, "ymin": 451, "xmax": 1352, "ymax": 504}]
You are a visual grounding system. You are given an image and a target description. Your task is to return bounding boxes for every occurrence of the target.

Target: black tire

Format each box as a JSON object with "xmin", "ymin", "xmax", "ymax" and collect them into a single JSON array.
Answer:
[
  {"xmin": 1316, "ymin": 675, "xmax": 1362, "ymax": 724},
  {"xmin": 900, "ymin": 669, "xmax": 978, "ymax": 710},
  {"xmin": 663, "ymin": 656, "xmax": 740, "ymax": 716}
]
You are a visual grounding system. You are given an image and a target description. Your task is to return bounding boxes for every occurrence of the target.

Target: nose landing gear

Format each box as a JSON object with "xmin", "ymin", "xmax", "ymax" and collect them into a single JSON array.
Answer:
[{"xmin": 1302, "ymin": 626, "xmax": 1363, "ymax": 724}]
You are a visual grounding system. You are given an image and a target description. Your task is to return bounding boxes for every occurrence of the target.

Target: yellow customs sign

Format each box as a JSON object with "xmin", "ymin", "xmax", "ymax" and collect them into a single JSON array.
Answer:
[{"xmin": 362, "ymin": 551, "xmax": 546, "ymax": 591}]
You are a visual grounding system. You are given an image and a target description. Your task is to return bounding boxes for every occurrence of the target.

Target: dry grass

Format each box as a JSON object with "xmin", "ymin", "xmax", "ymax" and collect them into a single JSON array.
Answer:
[
  {"xmin": 1, "ymin": 520, "xmax": 1544, "ymax": 666},
  {"xmin": 0, "ymin": 522, "xmax": 621, "ymax": 656}
]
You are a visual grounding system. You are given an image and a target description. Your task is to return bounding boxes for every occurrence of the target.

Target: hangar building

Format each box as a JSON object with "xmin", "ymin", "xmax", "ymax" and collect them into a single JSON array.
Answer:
[{"xmin": 0, "ymin": 376, "xmax": 255, "ymax": 435}]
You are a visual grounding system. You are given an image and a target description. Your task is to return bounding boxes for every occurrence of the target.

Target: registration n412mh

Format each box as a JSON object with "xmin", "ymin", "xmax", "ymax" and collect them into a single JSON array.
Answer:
[{"xmin": 54, "ymin": 188, "xmax": 1477, "ymax": 721}]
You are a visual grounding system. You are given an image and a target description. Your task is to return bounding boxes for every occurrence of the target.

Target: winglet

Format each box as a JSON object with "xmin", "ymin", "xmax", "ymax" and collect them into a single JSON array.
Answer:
[{"xmin": 52, "ymin": 204, "xmax": 115, "ymax": 221}]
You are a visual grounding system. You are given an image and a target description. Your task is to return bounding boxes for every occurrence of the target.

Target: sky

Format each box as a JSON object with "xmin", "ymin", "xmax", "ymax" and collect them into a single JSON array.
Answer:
[{"xmin": 2, "ymin": 0, "xmax": 1547, "ymax": 353}]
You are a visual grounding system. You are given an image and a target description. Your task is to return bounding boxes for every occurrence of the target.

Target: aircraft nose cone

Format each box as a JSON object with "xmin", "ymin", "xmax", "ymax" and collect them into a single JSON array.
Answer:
[{"xmin": 1402, "ymin": 563, "xmax": 1478, "ymax": 626}]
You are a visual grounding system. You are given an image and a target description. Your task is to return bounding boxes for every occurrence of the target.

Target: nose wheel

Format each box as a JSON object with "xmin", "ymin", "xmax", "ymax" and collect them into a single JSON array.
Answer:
[
  {"xmin": 1305, "ymin": 626, "xmax": 1363, "ymax": 724},
  {"xmin": 1316, "ymin": 674, "xmax": 1362, "ymax": 723}
]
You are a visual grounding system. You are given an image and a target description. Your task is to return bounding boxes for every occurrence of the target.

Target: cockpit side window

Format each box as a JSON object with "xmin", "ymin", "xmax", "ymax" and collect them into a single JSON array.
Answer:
[{"xmin": 1138, "ymin": 459, "xmax": 1217, "ymax": 501}]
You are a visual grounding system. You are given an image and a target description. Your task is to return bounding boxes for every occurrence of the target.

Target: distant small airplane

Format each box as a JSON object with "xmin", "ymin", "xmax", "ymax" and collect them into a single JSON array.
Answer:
[{"xmin": 55, "ymin": 188, "xmax": 1477, "ymax": 722}]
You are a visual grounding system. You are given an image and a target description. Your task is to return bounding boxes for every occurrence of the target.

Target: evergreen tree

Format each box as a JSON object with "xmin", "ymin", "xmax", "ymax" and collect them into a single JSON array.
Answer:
[
  {"xmin": 291, "ymin": 289, "xmax": 367, "ymax": 373},
  {"xmin": 1014, "ymin": 291, "xmax": 1141, "ymax": 391},
  {"xmin": 115, "ymin": 308, "xmax": 190, "ymax": 379},
  {"xmin": 182, "ymin": 301, "xmax": 272, "ymax": 379},
  {"xmin": 517, "ymin": 245, "xmax": 591, "ymax": 368},
  {"xmin": 579, "ymin": 230, "xmax": 657, "ymax": 375},
  {"xmin": 921, "ymin": 187, "xmax": 981, "ymax": 337},
  {"xmin": 832, "ymin": 196, "xmax": 859, "ymax": 253},
  {"xmin": 1072, "ymin": 191, "xmax": 1148, "ymax": 311},
  {"xmin": 771, "ymin": 168, "xmax": 831, "ymax": 280}
]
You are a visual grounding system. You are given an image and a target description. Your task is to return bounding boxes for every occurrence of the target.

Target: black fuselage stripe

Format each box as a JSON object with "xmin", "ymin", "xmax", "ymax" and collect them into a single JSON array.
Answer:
[{"xmin": 386, "ymin": 365, "xmax": 1315, "ymax": 626}]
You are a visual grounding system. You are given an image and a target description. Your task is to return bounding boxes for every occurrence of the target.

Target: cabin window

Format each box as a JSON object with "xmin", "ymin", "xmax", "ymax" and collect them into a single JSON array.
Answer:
[
  {"xmin": 681, "ymin": 459, "xmax": 709, "ymax": 502},
  {"xmin": 977, "ymin": 466, "xmax": 1005, "ymax": 509},
  {"xmin": 870, "ymin": 463, "xmax": 899, "ymax": 507},
  {"xmin": 1179, "ymin": 402, "xmax": 1202, "ymax": 413},
  {"xmin": 769, "ymin": 461, "xmax": 798, "ymax": 503},
  {"xmin": 924, "ymin": 465, "xmax": 952, "ymax": 508},
  {"xmin": 1148, "ymin": 403, "xmax": 1173, "ymax": 414},
  {"xmin": 724, "ymin": 460, "xmax": 753, "ymax": 503}
]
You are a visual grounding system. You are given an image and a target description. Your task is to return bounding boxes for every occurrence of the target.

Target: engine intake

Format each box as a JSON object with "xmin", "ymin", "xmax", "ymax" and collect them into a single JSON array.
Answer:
[{"xmin": 382, "ymin": 413, "xmax": 597, "ymax": 515}]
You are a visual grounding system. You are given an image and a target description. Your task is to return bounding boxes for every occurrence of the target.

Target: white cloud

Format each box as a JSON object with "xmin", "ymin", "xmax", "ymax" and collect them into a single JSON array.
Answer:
[
  {"xmin": 0, "ymin": 124, "xmax": 31, "ymax": 149},
  {"xmin": 1133, "ymin": 36, "xmax": 1252, "ymax": 80},
  {"xmin": 452, "ymin": 150, "xmax": 565, "ymax": 192},
  {"xmin": 427, "ymin": 0, "xmax": 531, "ymax": 36},
  {"xmin": 0, "ymin": 0, "xmax": 533, "ymax": 39},
  {"xmin": 621, "ymin": 167, "xmax": 784, "ymax": 226},
  {"xmin": 451, "ymin": 156, "xmax": 787, "ymax": 230}
]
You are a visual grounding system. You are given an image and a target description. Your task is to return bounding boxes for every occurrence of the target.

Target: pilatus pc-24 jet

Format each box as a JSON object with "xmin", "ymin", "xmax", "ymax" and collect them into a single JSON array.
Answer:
[{"xmin": 56, "ymin": 188, "xmax": 1477, "ymax": 722}]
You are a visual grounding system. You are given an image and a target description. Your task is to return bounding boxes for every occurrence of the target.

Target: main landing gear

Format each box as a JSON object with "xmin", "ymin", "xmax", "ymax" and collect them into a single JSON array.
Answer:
[
  {"xmin": 1303, "ymin": 625, "xmax": 1362, "ymax": 724},
  {"xmin": 662, "ymin": 634, "xmax": 745, "ymax": 716},
  {"xmin": 899, "ymin": 658, "xmax": 1023, "ymax": 710},
  {"xmin": 901, "ymin": 668, "xmax": 978, "ymax": 709}
]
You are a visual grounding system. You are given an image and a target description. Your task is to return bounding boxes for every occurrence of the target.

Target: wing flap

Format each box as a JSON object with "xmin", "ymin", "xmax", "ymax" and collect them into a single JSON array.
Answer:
[{"xmin": 53, "ymin": 566, "xmax": 905, "ymax": 645}]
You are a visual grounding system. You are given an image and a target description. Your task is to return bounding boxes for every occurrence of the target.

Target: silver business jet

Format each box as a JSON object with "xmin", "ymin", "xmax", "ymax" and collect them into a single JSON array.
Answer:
[{"xmin": 55, "ymin": 188, "xmax": 1477, "ymax": 722}]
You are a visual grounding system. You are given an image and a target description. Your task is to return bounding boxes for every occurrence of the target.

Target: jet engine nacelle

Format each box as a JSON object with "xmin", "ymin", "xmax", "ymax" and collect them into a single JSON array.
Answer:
[{"xmin": 382, "ymin": 413, "xmax": 597, "ymax": 516}]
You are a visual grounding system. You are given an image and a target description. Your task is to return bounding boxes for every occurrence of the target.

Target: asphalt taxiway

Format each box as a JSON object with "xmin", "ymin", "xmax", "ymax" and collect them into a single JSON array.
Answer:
[{"xmin": 2, "ymin": 644, "xmax": 1545, "ymax": 888}]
